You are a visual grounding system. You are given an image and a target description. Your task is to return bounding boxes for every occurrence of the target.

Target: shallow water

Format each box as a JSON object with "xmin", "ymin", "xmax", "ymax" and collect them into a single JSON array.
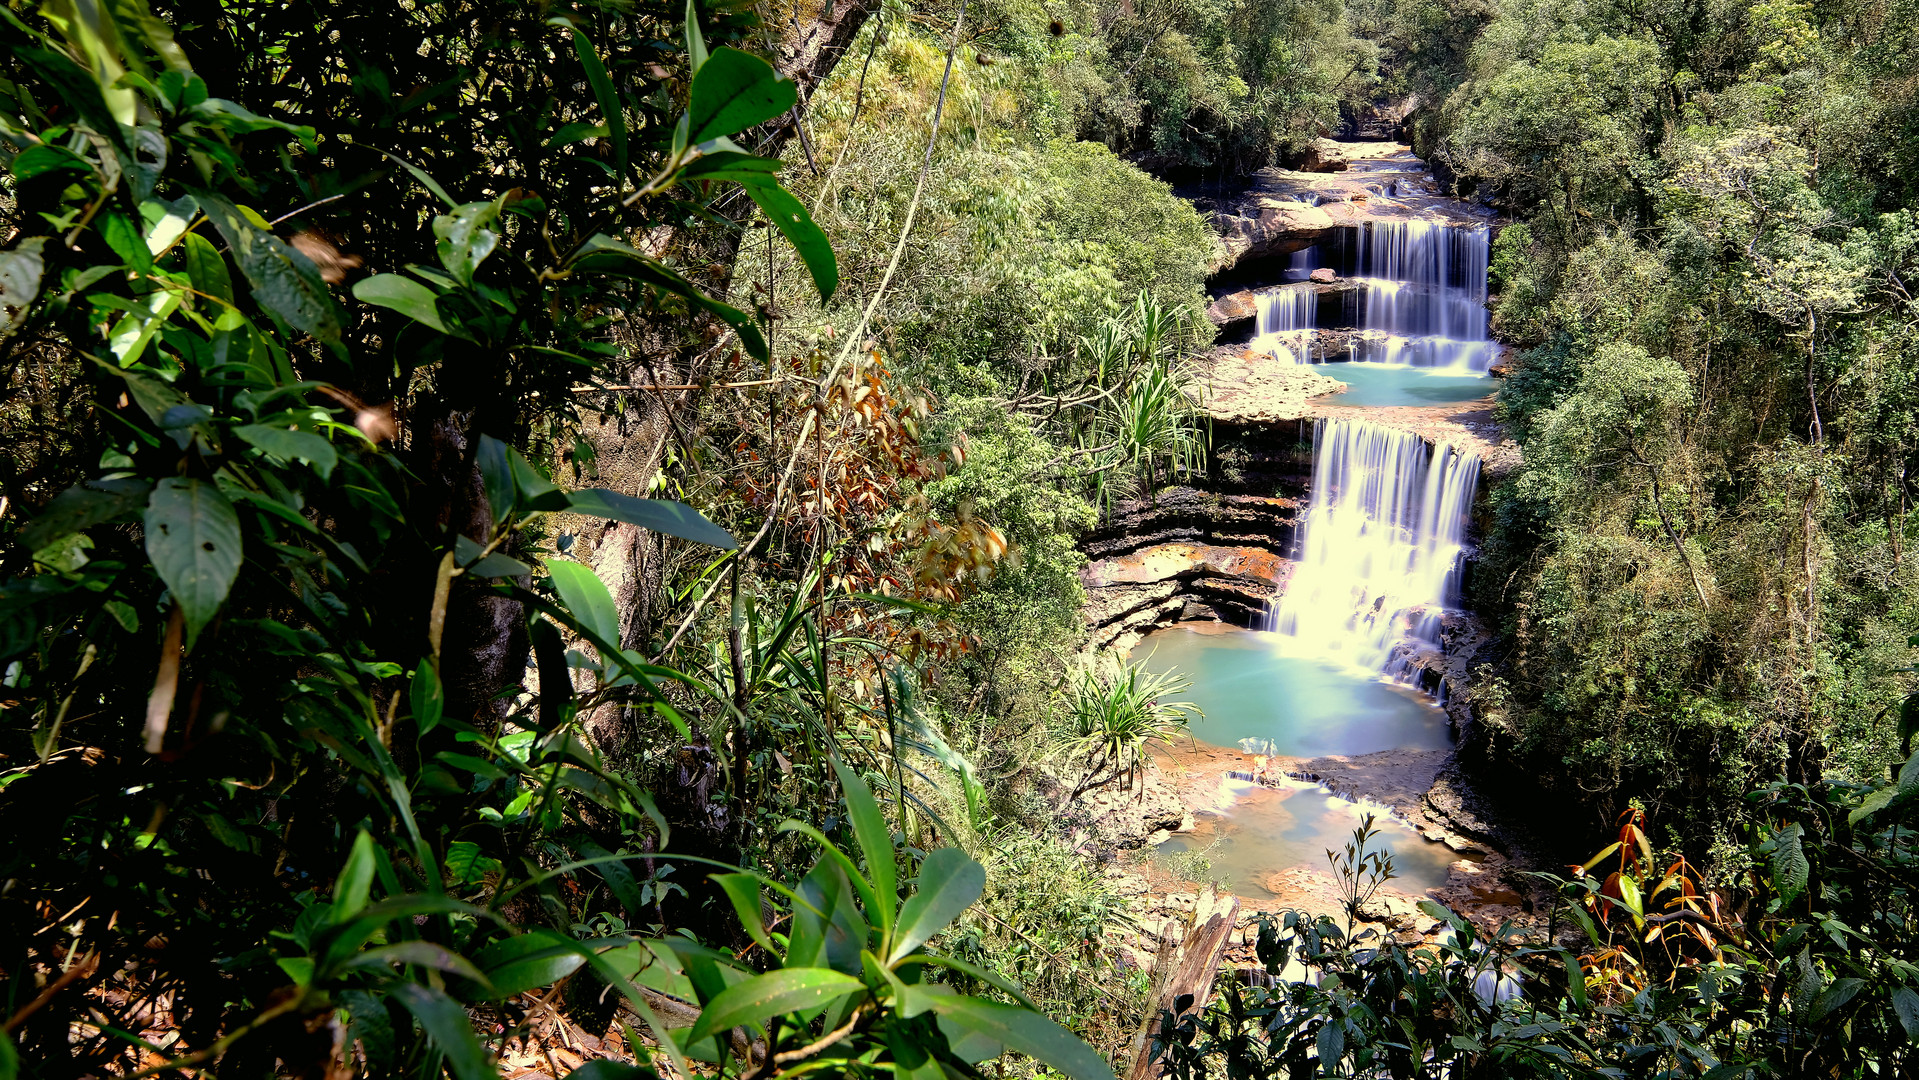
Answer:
[
  {"xmin": 1130, "ymin": 626, "xmax": 1453, "ymax": 757},
  {"xmin": 1155, "ymin": 780, "xmax": 1457, "ymax": 897},
  {"xmin": 1322, "ymin": 362, "xmax": 1494, "ymax": 408}
]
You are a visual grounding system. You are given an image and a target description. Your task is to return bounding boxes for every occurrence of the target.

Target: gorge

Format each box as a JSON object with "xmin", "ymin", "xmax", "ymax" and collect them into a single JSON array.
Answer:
[{"xmin": 1082, "ymin": 138, "xmax": 1527, "ymax": 929}]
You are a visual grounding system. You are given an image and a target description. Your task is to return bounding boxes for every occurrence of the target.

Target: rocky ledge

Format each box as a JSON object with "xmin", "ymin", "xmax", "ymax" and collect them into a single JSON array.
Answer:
[
  {"xmin": 1211, "ymin": 140, "xmax": 1497, "ymax": 275},
  {"xmin": 1080, "ymin": 488, "xmax": 1305, "ymax": 651}
]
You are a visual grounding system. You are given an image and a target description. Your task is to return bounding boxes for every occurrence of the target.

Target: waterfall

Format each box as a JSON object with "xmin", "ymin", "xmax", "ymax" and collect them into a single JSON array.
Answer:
[
  {"xmin": 1267, "ymin": 418, "xmax": 1480, "ymax": 675},
  {"xmin": 1345, "ymin": 220, "xmax": 1494, "ymax": 372},
  {"xmin": 1250, "ymin": 284, "xmax": 1317, "ymax": 364}
]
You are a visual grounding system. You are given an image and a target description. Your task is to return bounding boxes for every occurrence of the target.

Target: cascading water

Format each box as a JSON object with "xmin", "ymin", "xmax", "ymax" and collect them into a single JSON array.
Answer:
[
  {"xmin": 1266, "ymin": 418, "xmax": 1480, "ymax": 678},
  {"xmin": 1250, "ymin": 284, "xmax": 1317, "ymax": 363},
  {"xmin": 1345, "ymin": 220, "xmax": 1494, "ymax": 371}
]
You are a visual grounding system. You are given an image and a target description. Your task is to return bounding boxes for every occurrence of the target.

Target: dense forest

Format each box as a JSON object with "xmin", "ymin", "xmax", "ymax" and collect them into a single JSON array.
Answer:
[{"xmin": 5, "ymin": 0, "xmax": 1919, "ymax": 1076}]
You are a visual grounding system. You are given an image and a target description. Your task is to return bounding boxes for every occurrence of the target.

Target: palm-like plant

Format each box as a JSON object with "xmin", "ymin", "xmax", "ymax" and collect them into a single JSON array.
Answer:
[
  {"xmin": 1104, "ymin": 353, "xmax": 1205, "ymax": 497},
  {"xmin": 1060, "ymin": 658, "xmax": 1200, "ymax": 801}
]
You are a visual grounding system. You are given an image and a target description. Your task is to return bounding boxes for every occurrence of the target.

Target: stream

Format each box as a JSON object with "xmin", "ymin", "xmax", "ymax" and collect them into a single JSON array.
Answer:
[{"xmin": 1130, "ymin": 142, "xmax": 1498, "ymax": 903}]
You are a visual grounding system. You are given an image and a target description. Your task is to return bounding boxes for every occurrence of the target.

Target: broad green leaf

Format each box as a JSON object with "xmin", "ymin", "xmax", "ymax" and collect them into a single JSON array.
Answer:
[
  {"xmin": 189, "ymin": 98, "xmax": 317, "ymax": 144},
  {"xmin": 352, "ymin": 273, "xmax": 447, "ymax": 333},
  {"xmin": 445, "ymin": 841, "xmax": 504, "ymax": 886},
  {"xmin": 100, "ymin": 213, "xmax": 154, "ymax": 274},
  {"xmin": 410, "ymin": 659, "xmax": 444, "ymax": 732},
  {"xmin": 1850, "ymin": 786, "xmax": 1899, "ymax": 827},
  {"xmin": 389, "ymin": 982, "xmax": 494, "ymax": 1080},
  {"xmin": 890, "ymin": 848, "xmax": 983, "ymax": 962},
  {"xmin": 831, "ymin": 759, "xmax": 896, "ymax": 931},
  {"xmin": 332, "ymin": 830, "xmax": 378, "ymax": 921},
  {"xmin": 142, "ymin": 195, "xmax": 199, "ymax": 256},
  {"xmin": 0, "ymin": 1025, "xmax": 18, "ymax": 1080},
  {"xmin": 681, "ymin": 151, "xmax": 782, "ymax": 183},
  {"xmin": 924, "ymin": 994, "xmax": 1115, "ymax": 1080},
  {"xmin": 20, "ymin": 478, "xmax": 151, "ymax": 551},
  {"xmin": 433, "ymin": 201, "xmax": 502, "ymax": 288},
  {"xmin": 236, "ymin": 423, "xmax": 338, "ymax": 480},
  {"xmin": 713, "ymin": 873, "xmax": 774, "ymax": 951},
  {"xmin": 11, "ymin": 144, "xmax": 90, "ymax": 181},
  {"xmin": 181, "ymin": 232, "xmax": 232, "ymax": 306},
  {"xmin": 0, "ymin": 237, "xmax": 47, "ymax": 338},
  {"xmin": 1318, "ymin": 1018, "xmax": 1345, "ymax": 1069},
  {"xmin": 144, "ymin": 478, "xmax": 243, "ymax": 643},
  {"xmin": 1807, "ymin": 976, "xmax": 1865, "ymax": 1023},
  {"xmin": 472, "ymin": 931, "xmax": 588, "ymax": 997},
  {"xmin": 198, "ymin": 195, "xmax": 343, "ymax": 343},
  {"xmin": 567, "ymin": 27, "xmax": 627, "ymax": 181},
  {"xmin": 1562, "ymin": 950, "xmax": 1588, "ymax": 1011},
  {"xmin": 544, "ymin": 558, "xmax": 620, "ymax": 647},
  {"xmin": 348, "ymin": 941, "xmax": 489, "ymax": 984},
  {"xmin": 1893, "ymin": 986, "xmax": 1919, "ymax": 1040},
  {"xmin": 687, "ymin": 48, "xmax": 797, "ymax": 144},
  {"xmin": 685, "ymin": 968, "xmax": 862, "ymax": 1043},
  {"xmin": 1899, "ymin": 747, "xmax": 1919, "ymax": 799},
  {"xmin": 568, "ymin": 488, "xmax": 737, "ymax": 549},
  {"xmin": 1772, "ymin": 823, "xmax": 1810, "ymax": 907},
  {"xmin": 742, "ymin": 180, "xmax": 836, "ymax": 301}
]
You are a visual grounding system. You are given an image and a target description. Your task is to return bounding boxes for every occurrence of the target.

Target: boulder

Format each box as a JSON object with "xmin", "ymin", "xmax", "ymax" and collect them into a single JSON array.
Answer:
[{"xmin": 1309, "ymin": 268, "xmax": 1338, "ymax": 284}]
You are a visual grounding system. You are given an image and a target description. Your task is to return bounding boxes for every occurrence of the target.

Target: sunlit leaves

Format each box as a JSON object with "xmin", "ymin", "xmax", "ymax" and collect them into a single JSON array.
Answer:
[
  {"xmin": 687, "ymin": 47, "xmax": 796, "ymax": 145},
  {"xmin": 197, "ymin": 195, "xmax": 343, "ymax": 343}
]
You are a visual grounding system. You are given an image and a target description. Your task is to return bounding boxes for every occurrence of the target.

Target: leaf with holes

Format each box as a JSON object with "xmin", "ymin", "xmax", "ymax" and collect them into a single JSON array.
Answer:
[{"xmin": 144, "ymin": 478, "xmax": 243, "ymax": 644}]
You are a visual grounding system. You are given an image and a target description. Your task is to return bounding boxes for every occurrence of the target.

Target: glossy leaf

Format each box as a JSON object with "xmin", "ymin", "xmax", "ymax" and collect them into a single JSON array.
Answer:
[
  {"xmin": 352, "ymin": 273, "xmax": 447, "ymax": 333},
  {"xmin": 569, "ymin": 234, "xmax": 768, "ymax": 360},
  {"xmin": 567, "ymin": 488, "xmax": 737, "ymax": 549},
  {"xmin": 472, "ymin": 931, "xmax": 588, "ymax": 998},
  {"xmin": 545, "ymin": 558, "xmax": 620, "ymax": 646},
  {"xmin": 713, "ymin": 873, "xmax": 775, "ymax": 951},
  {"xmin": 433, "ymin": 202, "xmax": 502, "ymax": 287},
  {"xmin": 476, "ymin": 434, "xmax": 514, "ymax": 525},
  {"xmin": 890, "ymin": 848, "xmax": 983, "ymax": 962},
  {"xmin": 143, "ymin": 478, "xmax": 243, "ymax": 642},
  {"xmin": 1893, "ymin": 986, "xmax": 1919, "ymax": 1040},
  {"xmin": 685, "ymin": 968, "xmax": 863, "ymax": 1043},
  {"xmin": 681, "ymin": 151, "xmax": 782, "ymax": 183},
  {"xmin": 180, "ymin": 232, "xmax": 232, "ymax": 305},
  {"xmin": 687, "ymin": 48, "xmax": 796, "ymax": 144},
  {"xmin": 742, "ymin": 180, "xmax": 837, "ymax": 301},
  {"xmin": 566, "ymin": 27, "xmax": 627, "ymax": 180},
  {"xmin": 410, "ymin": 660, "xmax": 444, "ymax": 731},
  {"xmin": 831, "ymin": 759, "xmax": 896, "ymax": 930}
]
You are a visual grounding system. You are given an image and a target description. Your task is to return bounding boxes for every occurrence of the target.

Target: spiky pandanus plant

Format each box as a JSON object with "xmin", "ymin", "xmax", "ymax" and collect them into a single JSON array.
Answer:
[{"xmin": 1060, "ymin": 658, "xmax": 1201, "ymax": 801}]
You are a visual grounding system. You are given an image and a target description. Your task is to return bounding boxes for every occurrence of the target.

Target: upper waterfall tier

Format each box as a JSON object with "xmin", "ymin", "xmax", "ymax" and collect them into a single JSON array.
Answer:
[
  {"xmin": 1266, "ymin": 418, "xmax": 1480, "ymax": 674},
  {"xmin": 1250, "ymin": 220, "xmax": 1496, "ymax": 372}
]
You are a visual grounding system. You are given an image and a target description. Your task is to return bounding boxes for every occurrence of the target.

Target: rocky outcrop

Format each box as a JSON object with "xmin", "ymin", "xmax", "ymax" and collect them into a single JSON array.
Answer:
[
  {"xmin": 1210, "ymin": 141, "xmax": 1497, "ymax": 280},
  {"xmin": 1202, "ymin": 348, "xmax": 1347, "ymax": 423},
  {"xmin": 1080, "ymin": 488, "xmax": 1304, "ymax": 650}
]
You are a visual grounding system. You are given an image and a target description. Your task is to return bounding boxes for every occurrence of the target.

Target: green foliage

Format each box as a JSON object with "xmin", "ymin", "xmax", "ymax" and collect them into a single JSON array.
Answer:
[
  {"xmin": 1153, "ymin": 769, "xmax": 1919, "ymax": 1078},
  {"xmin": 1057, "ymin": 657, "xmax": 1199, "ymax": 800}
]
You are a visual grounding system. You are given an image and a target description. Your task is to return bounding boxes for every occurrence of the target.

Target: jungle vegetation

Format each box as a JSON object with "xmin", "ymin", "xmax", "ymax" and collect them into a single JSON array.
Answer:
[{"xmin": 6, "ymin": 0, "xmax": 1919, "ymax": 1076}]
